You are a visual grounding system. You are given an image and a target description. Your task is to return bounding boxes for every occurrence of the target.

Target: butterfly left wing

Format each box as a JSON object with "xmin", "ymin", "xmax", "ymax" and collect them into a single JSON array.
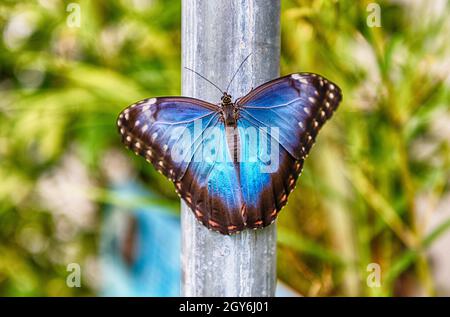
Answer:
[
  {"xmin": 117, "ymin": 97, "xmax": 246, "ymax": 234},
  {"xmin": 236, "ymin": 73, "xmax": 342, "ymax": 227},
  {"xmin": 117, "ymin": 97, "xmax": 220, "ymax": 182}
]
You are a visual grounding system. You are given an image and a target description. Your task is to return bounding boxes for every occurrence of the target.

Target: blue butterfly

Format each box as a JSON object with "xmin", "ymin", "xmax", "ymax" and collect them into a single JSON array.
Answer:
[{"xmin": 117, "ymin": 71, "xmax": 342, "ymax": 234}]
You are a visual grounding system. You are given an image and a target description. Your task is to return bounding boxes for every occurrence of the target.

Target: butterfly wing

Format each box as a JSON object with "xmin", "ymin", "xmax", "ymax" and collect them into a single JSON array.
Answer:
[
  {"xmin": 117, "ymin": 97, "xmax": 218, "ymax": 181},
  {"xmin": 237, "ymin": 120, "xmax": 304, "ymax": 229},
  {"xmin": 117, "ymin": 97, "xmax": 246, "ymax": 234},
  {"xmin": 236, "ymin": 73, "xmax": 342, "ymax": 228},
  {"xmin": 181, "ymin": 125, "xmax": 247, "ymax": 233},
  {"xmin": 238, "ymin": 73, "xmax": 342, "ymax": 160}
]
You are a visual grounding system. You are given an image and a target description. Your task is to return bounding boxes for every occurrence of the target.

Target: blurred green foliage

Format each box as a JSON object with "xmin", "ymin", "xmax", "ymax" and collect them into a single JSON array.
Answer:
[{"xmin": 0, "ymin": 0, "xmax": 449, "ymax": 296}]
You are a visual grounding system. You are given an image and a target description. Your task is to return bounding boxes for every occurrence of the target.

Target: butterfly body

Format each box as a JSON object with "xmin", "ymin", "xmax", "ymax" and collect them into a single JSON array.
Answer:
[
  {"xmin": 220, "ymin": 92, "xmax": 239, "ymax": 127},
  {"xmin": 117, "ymin": 73, "xmax": 342, "ymax": 234}
]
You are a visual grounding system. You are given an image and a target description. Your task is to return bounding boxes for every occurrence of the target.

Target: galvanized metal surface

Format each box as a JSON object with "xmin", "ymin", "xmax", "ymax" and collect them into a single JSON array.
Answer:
[{"xmin": 181, "ymin": 0, "xmax": 280, "ymax": 296}]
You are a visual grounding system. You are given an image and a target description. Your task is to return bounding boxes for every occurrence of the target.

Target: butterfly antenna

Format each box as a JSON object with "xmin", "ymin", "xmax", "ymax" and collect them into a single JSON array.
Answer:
[
  {"xmin": 225, "ymin": 53, "xmax": 252, "ymax": 93},
  {"xmin": 184, "ymin": 67, "xmax": 224, "ymax": 94}
]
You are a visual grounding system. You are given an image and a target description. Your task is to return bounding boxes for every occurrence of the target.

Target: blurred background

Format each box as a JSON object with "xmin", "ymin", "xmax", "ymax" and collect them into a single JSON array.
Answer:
[{"xmin": 0, "ymin": 0, "xmax": 449, "ymax": 296}]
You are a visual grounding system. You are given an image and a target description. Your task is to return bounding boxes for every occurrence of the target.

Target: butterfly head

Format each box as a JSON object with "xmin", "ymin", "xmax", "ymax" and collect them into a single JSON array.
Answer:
[
  {"xmin": 221, "ymin": 92, "xmax": 232, "ymax": 104},
  {"xmin": 220, "ymin": 92, "xmax": 237, "ymax": 126}
]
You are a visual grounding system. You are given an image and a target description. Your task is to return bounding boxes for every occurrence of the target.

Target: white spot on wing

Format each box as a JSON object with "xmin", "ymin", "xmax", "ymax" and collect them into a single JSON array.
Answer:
[
  {"xmin": 299, "ymin": 77, "xmax": 308, "ymax": 84},
  {"xmin": 291, "ymin": 73, "xmax": 308, "ymax": 84}
]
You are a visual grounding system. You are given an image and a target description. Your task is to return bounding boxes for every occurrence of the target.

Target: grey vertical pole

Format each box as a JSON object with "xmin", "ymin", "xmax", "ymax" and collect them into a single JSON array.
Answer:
[{"xmin": 181, "ymin": 0, "xmax": 280, "ymax": 296}]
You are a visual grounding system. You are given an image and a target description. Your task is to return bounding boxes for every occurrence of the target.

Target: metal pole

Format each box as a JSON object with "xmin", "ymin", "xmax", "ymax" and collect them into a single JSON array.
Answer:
[{"xmin": 181, "ymin": 0, "xmax": 280, "ymax": 296}]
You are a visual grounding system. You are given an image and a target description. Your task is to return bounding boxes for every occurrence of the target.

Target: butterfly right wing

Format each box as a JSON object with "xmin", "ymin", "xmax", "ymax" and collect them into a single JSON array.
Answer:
[
  {"xmin": 237, "ymin": 73, "xmax": 342, "ymax": 160},
  {"xmin": 235, "ymin": 73, "xmax": 342, "ymax": 230}
]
